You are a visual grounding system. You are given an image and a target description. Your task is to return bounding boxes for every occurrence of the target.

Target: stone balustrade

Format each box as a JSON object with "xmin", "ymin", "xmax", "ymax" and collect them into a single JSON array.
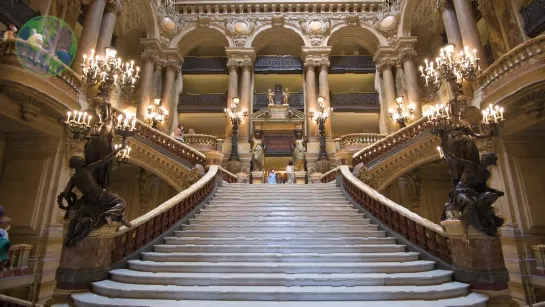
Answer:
[
  {"xmin": 134, "ymin": 120, "xmax": 207, "ymax": 167},
  {"xmin": 352, "ymin": 117, "xmax": 430, "ymax": 167},
  {"xmin": 479, "ymin": 35, "xmax": 545, "ymax": 92},
  {"xmin": 183, "ymin": 134, "xmax": 220, "ymax": 152},
  {"xmin": 112, "ymin": 165, "xmax": 235, "ymax": 263},
  {"xmin": 0, "ymin": 244, "xmax": 32, "ymax": 280},
  {"xmin": 339, "ymin": 133, "xmax": 386, "ymax": 150},
  {"xmin": 0, "ymin": 294, "xmax": 42, "ymax": 307}
]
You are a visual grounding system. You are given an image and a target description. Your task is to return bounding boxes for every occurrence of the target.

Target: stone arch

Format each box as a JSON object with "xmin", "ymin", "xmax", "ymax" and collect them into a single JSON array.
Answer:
[
  {"xmin": 126, "ymin": 157, "xmax": 182, "ymax": 191},
  {"xmin": 398, "ymin": 0, "xmax": 416, "ymax": 37},
  {"xmin": 247, "ymin": 24, "xmax": 310, "ymax": 52},
  {"xmin": 140, "ymin": 0, "xmax": 160, "ymax": 39},
  {"xmin": 377, "ymin": 154, "xmax": 441, "ymax": 192},
  {"xmin": 326, "ymin": 24, "xmax": 388, "ymax": 55},
  {"xmin": 170, "ymin": 26, "xmax": 233, "ymax": 55}
]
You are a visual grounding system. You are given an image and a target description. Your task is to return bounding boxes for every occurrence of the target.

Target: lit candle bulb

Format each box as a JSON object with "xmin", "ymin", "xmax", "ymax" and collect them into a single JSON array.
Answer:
[
  {"xmin": 87, "ymin": 115, "xmax": 92, "ymax": 126},
  {"xmin": 136, "ymin": 66, "xmax": 140, "ymax": 77},
  {"xmin": 66, "ymin": 112, "xmax": 72, "ymax": 123},
  {"xmin": 499, "ymin": 107, "xmax": 504, "ymax": 120},
  {"xmin": 77, "ymin": 111, "xmax": 83, "ymax": 123},
  {"xmin": 131, "ymin": 118, "xmax": 136, "ymax": 130}
]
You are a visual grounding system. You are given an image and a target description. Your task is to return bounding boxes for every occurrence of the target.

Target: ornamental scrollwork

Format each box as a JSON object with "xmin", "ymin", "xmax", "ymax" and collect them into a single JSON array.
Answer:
[
  {"xmin": 225, "ymin": 18, "xmax": 256, "ymax": 47},
  {"xmin": 300, "ymin": 17, "xmax": 331, "ymax": 46}
]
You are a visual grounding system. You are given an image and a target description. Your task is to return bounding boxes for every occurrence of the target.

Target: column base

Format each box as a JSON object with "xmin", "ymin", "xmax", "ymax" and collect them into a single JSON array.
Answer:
[{"xmin": 251, "ymin": 171, "xmax": 264, "ymax": 184}]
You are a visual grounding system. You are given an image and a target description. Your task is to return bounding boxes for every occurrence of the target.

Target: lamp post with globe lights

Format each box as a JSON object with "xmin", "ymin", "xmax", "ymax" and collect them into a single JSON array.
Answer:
[
  {"xmin": 224, "ymin": 97, "xmax": 248, "ymax": 161},
  {"xmin": 309, "ymin": 96, "xmax": 333, "ymax": 161}
]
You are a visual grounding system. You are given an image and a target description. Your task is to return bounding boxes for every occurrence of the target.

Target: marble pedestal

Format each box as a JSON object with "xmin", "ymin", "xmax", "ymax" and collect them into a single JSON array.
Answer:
[
  {"xmin": 47, "ymin": 221, "xmax": 120, "ymax": 306},
  {"xmin": 294, "ymin": 171, "xmax": 307, "ymax": 184},
  {"xmin": 441, "ymin": 220, "xmax": 517, "ymax": 306},
  {"xmin": 251, "ymin": 171, "xmax": 264, "ymax": 184}
]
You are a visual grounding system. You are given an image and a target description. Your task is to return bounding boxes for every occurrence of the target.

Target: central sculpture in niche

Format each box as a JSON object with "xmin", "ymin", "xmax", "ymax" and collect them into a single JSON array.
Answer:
[{"xmin": 267, "ymin": 84, "xmax": 290, "ymax": 106}]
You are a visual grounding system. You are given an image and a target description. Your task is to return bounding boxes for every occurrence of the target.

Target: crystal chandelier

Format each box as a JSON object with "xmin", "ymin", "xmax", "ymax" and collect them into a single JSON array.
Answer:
[
  {"xmin": 389, "ymin": 96, "xmax": 416, "ymax": 128},
  {"xmin": 146, "ymin": 99, "xmax": 169, "ymax": 129},
  {"xmin": 81, "ymin": 47, "xmax": 140, "ymax": 101}
]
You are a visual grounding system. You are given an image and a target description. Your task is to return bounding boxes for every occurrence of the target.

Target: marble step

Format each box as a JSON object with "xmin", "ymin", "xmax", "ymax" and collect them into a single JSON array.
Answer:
[
  {"xmin": 188, "ymin": 219, "xmax": 372, "ymax": 226},
  {"xmin": 158, "ymin": 243, "xmax": 403, "ymax": 254},
  {"xmin": 164, "ymin": 237, "xmax": 396, "ymax": 246},
  {"xmin": 73, "ymin": 292, "xmax": 489, "ymax": 307},
  {"xmin": 206, "ymin": 201, "xmax": 353, "ymax": 207},
  {"xmin": 212, "ymin": 197, "xmax": 347, "ymax": 202},
  {"xmin": 202, "ymin": 207, "xmax": 358, "ymax": 213},
  {"xmin": 109, "ymin": 269, "xmax": 452, "ymax": 286},
  {"xmin": 127, "ymin": 260, "xmax": 435, "ymax": 274},
  {"xmin": 191, "ymin": 216, "xmax": 368, "ymax": 223},
  {"xmin": 173, "ymin": 230, "xmax": 386, "ymax": 239},
  {"xmin": 92, "ymin": 280, "xmax": 468, "ymax": 301},
  {"xmin": 181, "ymin": 224, "xmax": 379, "ymax": 232},
  {"xmin": 196, "ymin": 211, "xmax": 365, "ymax": 218},
  {"xmin": 141, "ymin": 251, "xmax": 420, "ymax": 263}
]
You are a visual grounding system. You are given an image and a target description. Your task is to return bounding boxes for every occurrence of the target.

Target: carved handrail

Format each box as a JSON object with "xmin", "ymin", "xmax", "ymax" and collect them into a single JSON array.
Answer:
[
  {"xmin": 478, "ymin": 35, "xmax": 545, "ymax": 91},
  {"xmin": 218, "ymin": 167, "xmax": 238, "ymax": 183},
  {"xmin": 0, "ymin": 244, "xmax": 32, "ymax": 279},
  {"xmin": 321, "ymin": 166, "xmax": 340, "ymax": 183},
  {"xmin": 0, "ymin": 38, "xmax": 83, "ymax": 92},
  {"xmin": 183, "ymin": 134, "xmax": 219, "ymax": 151},
  {"xmin": 340, "ymin": 133, "xmax": 386, "ymax": 149},
  {"xmin": 339, "ymin": 165, "xmax": 451, "ymax": 263},
  {"xmin": 352, "ymin": 117, "xmax": 430, "ymax": 167},
  {"xmin": 112, "ymin": 165, "xmax": 226, "ymax": 262},
  {"xmin": 134, "ymin": 120, "xmax": 206, "ymax": 167}
]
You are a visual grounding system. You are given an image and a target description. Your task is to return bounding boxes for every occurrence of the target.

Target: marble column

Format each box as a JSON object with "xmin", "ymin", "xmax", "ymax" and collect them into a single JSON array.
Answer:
[
  {"xmin": 305, "ymin": 64, "xmax": 318, "ymax": 140},
  {"xmin": 225, "ymin": 62, "xmax": 239, "ymax": 139},
  {"xmin": 318, "ymin": 61, "xmax": 332, "ymax": 138},
  {"xmin": 95, "ymin": 0, "xmax": 122, "ymax": 55},
  {"xmin": 161, "ymin": 57, "xmax": 182, "ymax": 134},
  {"xmin": 29, "ymin": 0, "xmax": 53, "ymax": 15},
  {"xmin": 439, "ymin": 0, "xmax": 464, "ymax": 52},
  {"xmin": 137, "ymin": 47, "xmax": 158, "ymax": 121},
  {"xmin": 379, "ymin": 61, "xmax": 397, "ymax": 134},
  {"xmin": 73, "ymin": 0, "xmax": 107, "ymax": 74},
  {"xmin": 452, "ymin": 0, "xmax": 488, "ymax": 68},
  {"xmin": 400, "ymin": 49, "xmax": 423, "ymax": 119},
  {"xmin": 239, "ymin": 61, "xmax": 253, "ymax": 142}
]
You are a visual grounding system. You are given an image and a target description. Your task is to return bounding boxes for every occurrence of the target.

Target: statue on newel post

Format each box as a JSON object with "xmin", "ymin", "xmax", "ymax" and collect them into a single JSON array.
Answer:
[
  {"xmin": 58, "ymin": 145, "xmax": 131, "ymax": 247},
  {"xmin": 439, "ymin": 126, "xmax": 504, "ymax": 243}
]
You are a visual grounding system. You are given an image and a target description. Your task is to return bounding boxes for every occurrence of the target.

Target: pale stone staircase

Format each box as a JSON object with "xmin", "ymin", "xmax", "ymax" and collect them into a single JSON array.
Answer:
[{"xmin": 73, "ymin": 183, "xmax": 488, "ymax": 306}]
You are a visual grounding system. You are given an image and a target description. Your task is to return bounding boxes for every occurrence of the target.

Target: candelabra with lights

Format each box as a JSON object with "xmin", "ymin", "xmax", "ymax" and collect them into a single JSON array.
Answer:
[
  {"xmin": 224, "ymin": 97, "xmax": 248, "ymax": 161},
  {"xmin": 146, "ymin": 99, "xmax": 169, "ymax": 129},
  {"xmin": 419, "ymin": 43, "xmax": 505, "ymax": 136},
  {"xmin": 388, "ymin": 96, "xmax": 416, "ymax": 128},
  {"xmin": 308, "ymin": 96, "xmax": 333, "ymax": 161}
]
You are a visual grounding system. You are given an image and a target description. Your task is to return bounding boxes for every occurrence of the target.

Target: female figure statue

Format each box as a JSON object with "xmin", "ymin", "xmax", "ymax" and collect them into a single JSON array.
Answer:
[
  {"xmin": 292, "ymin": 131, "xmax": 306, "ymax": 171},
  {"xmin": 251, "ymin": 131, "xmax": 265, "ymax": 172}
]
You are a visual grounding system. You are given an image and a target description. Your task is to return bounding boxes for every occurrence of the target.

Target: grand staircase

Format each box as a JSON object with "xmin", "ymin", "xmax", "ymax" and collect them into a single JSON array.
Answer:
[{"xmin": 73, "ymin": 183, "xmax": 488, "ymax": 306}]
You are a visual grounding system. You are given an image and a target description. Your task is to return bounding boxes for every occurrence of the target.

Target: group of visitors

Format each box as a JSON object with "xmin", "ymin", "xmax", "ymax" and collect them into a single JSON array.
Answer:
[
  {"xmin": 171, "ymin": 125, "xmax": 196, "ymax": 143},
  {"xmin": 267, "ymin": 161, "xmax": 295, "ymax": 184}
]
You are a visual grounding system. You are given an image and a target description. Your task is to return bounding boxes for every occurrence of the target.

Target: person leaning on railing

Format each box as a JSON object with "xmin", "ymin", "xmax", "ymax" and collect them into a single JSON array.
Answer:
[{"xmin": 0, "ymin": 207, "xmax": 11, "ymax": 270}]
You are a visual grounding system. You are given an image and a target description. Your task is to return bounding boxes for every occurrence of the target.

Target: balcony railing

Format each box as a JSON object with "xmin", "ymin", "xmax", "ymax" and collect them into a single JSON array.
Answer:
[
  {"xmin": 182, "ymin": 57, "xmax": 228, "ymax": 74},
  {"xmin": 330, "ymin": 92, "xmax": 380, "ymax": 112},
  {"xmin": 478, "ymin": 35, "xmax": 545, "ymax": 92},
  {"xmin": 523, "ymin": 0, "xmax": 545, "ymax": 38},
  {"xmin": 0, "ymin": 0, "xmax": 38, "ymax": 28},
  {"xmin": 338, "ymin": 133, "xmax": 386, "ymax": 150},
  {"xmin": 254, "ymin": 56, "xmax": 303, "ymax": 74},
  {"xmin": 330, "ymin": 56, "xmax": 375, "ymax": 74},
  {"xmin": 178, "ymin": 93, "xmax": 227, "ymax": 113},
  {"xmin": 183, "ymin": 134, "xmax": 219, "ymax": 152},
  {"xmin": 0, "ymin": 244, "xmax": 32, "ymax": 280}
]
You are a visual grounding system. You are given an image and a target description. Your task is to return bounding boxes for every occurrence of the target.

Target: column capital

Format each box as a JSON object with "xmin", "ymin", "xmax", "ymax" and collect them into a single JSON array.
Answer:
[
  {"xmin": 376, "ymin": 58, "xmax": 395, "ymax": 74},
  {"xmin": 105, "ymin": 0, "xmax": 122, "ymax": 15},
  {"xmin": 160, "ymin": 49, "xmax": 183, "ymax": 74},
  {"xmin": 225, "ymin": 47, "xmax": 255, "ymax": 68},
  {"xmin": 141, "ymin": 46, "xmax": 160, "ymax": 64},
  {"xmin": 398, "ymin": 47, "xmax": 417, "ymax": 65},
  {"xmin": 301, "ymin": 46, "xmax": 331, "ymax": 68}
]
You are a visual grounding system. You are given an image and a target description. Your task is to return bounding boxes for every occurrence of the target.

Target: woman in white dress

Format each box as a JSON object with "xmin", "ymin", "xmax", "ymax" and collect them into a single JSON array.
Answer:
[{"xmin": 286, "ymin": 161, "xmax": 295, "ymax": 184}]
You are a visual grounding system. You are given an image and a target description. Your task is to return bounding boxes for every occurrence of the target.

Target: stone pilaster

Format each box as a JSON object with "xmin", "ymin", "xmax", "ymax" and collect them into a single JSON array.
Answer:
[
  {"xmin": 137, "ymin": 39, "xmax": 161, "ymax": 122},
  {"xmin": 452, "ymin": 0, "xmax": 488, "ymax": 69},
  {"xmin": 376, "ymin": 57, "xmax": 397, "ymax": 134},
  {"xmin": 398, "ymin": 47, "xmax": 423, "ymax": 119},
  {"xmin": 73, "ymin": 0, "xmax": 107, "ymax": 74},
  {"xmin": 95, "ymin": 0, "xmax": 122, "ymax": 55},
  {"xmin": 225, "ymin": 59, "xmax": 239, "ymax": 139},
  {"xmin": 160, "ymin": 49, "xmax": 183, "ymax": 134}
]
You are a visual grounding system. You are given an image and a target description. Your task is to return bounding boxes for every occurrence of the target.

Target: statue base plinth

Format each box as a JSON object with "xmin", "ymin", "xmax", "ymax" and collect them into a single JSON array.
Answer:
[
  {"xmin": 49, "ymin": 222, "xmax": 121, "ymax": 306},
  {"xmin": 294, "ymin": 171, "xmax": 307, "ymax": 184},
  {"xmin": 441, "ymin": 220, "xmax": 514, "ymax": 304},
  {"xmin": 309, "ymin": 172, "xmax": 323, "ymax": 184},
  {"xmin": 251, "ymin": 171, "xmax": 264, "ymax": 184}
]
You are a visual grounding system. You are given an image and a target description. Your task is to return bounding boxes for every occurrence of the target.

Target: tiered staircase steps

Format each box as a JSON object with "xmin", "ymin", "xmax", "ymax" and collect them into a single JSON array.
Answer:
[{"xmin": 73, "ymin": 183, "xmax": 488, "ymax": 307}]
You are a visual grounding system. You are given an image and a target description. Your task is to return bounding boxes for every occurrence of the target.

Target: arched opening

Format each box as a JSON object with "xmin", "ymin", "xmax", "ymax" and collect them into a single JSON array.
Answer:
[{"xmin": 326, "ymin": 27, "xmax": 381, "ymax": 138}]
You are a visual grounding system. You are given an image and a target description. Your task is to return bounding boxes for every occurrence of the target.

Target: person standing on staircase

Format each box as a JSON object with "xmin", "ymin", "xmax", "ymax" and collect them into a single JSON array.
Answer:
[{"xmin": 286, "ymin": 161, "xmax": 295, "ymax": 184}]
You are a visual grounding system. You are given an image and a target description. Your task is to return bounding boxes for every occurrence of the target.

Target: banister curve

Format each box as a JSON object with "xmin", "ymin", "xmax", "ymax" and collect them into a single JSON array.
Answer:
[{"xmin": 340, "ymin": 165, "xmax": 444, "ymax": 234}]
